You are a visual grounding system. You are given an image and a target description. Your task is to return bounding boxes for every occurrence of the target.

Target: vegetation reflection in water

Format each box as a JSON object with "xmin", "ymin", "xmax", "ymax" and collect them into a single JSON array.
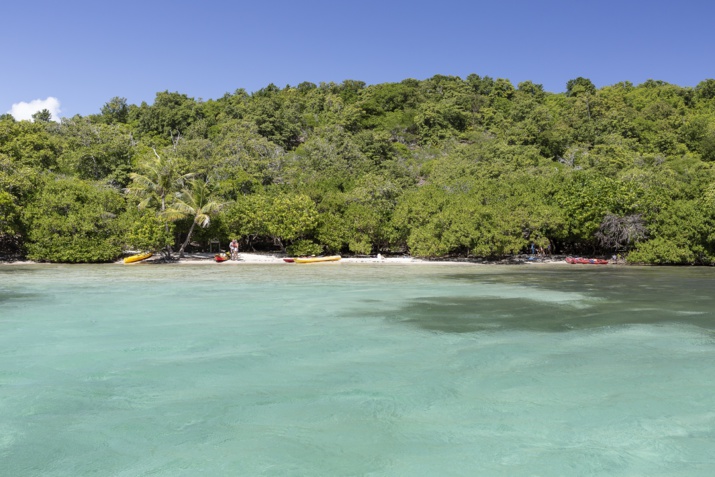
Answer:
[{"xmin": 1, "ymin": 264, "xmax": 714, "ymax": 476}]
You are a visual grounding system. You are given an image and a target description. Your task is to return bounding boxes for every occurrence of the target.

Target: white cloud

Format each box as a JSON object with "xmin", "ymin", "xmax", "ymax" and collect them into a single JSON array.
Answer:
[{"xmin": 8, "ymin": 97, "xmax": 62, "ymax": 122}]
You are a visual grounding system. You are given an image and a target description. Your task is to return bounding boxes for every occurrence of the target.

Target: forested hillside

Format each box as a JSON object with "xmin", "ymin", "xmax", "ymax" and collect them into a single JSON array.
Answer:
[{"xmin": 2, "ymin": 75, "xmax": 715, "ymax": 264}]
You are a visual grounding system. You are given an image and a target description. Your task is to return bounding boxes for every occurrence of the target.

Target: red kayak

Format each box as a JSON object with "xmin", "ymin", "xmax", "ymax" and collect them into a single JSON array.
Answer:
[
  {"xmin": 214, "ymin": 253, "xmax": 230, "ymax": 262},
  {"xmin": 283, "ymin": 258, "xmax": 295, "ymax": 263},
  {"xmin": 566, "ymin": 256, "xmax": 608, "ymax": 265}
]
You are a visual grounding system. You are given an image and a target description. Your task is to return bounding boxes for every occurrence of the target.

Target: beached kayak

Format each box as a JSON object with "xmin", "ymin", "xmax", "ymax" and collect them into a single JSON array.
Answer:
[
  {"xmin": 283, "ymin": 258, "xmax": 295, "ymax": 263},
  {"xmin": 123, "ymin": 252, "xmax": 152, "ymax": 264},
  {"xmin": 294, "ymin": 255, "xmax": 341, "ymax": 264},
  {"xmin": 214, "ymin": 253, "xmax": 230, "ymax": 262}
]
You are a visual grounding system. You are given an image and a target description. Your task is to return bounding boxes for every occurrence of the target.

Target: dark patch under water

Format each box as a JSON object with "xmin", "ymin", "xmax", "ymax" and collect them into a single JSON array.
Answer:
[
  {"xmin": 374, "ymin": 295, "xmax": 715, "ymax": 333},
  {"xmin": 348, "ymin": 267, "xmax": 715, "ymax": 333},
  {"xmin": 0, "ymin": 291, "xmax": 42, "ymax": 306}
]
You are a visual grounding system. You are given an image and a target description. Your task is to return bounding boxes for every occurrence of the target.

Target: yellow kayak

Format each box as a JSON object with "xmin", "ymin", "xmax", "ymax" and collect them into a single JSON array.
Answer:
[
  {"xmin": 123, "ymin": 252, "xmax": 152, "ymax": 264},
  {"xmin": 294, "ymin": 255, "xmax": 341, "ymax": 264}
]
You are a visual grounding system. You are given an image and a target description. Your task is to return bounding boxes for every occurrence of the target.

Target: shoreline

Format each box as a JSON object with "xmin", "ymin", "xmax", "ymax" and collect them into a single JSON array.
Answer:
[
  {"xmin": 188, "ymin": 252, "xmax": 573, "ymax": 266},
  {"xmin": 1, "ymin": 252, "xmax": 583, "ymax": 266}
]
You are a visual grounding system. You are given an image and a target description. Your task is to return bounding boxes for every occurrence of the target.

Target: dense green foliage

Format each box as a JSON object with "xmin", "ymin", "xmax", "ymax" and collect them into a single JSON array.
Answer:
[
  {"xmin": 22, "ymin": 176, "xmax": 126, "ymax": 262},
  {"xmin": 2, "ymin": 76, "xmax": 715, "ymax": 264}
]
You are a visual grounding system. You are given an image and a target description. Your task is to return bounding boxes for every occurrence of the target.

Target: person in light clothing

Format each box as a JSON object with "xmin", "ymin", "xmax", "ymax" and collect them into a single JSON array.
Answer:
[{"xmin": 229, "ymin": 239, "xmax": 239, "ymax": 260}]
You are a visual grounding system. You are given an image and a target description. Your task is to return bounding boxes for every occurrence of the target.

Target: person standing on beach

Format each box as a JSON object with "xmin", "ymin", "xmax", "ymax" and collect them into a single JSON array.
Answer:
[{"xmin": 229, "ymin": 239, "xmax": 239, "ymax": 260}]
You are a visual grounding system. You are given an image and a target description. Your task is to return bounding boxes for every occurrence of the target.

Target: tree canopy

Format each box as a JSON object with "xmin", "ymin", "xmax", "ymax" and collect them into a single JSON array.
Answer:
[{"xmin": 2, "ymin": 75, "xmax": 715, "ymax": 264}]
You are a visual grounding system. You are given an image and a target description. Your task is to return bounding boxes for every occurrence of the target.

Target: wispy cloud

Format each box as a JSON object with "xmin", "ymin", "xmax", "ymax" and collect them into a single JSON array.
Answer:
[{"xmin": 8, "ymin": 97, "xmax": 62, "ymax": 121}]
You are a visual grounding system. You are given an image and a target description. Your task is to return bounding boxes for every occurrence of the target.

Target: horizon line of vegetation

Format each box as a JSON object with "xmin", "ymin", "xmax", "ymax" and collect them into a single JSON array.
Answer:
[{"xmin": 2, "ymin": 74, "xmax": 715, "ymax": 265}]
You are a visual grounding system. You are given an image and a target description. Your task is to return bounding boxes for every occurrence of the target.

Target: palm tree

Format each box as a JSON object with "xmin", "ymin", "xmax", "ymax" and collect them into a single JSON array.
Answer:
[
  {"xmin": 164, "ymin": 179, "xmax": 224, "ymax": 258},
  {"xmin": 125, "ymin": 149, "xmax": 194, "ymax": 258},
  {"xmin": 125, "ymin": 148, "xmax": 192, "ymax": 213}
]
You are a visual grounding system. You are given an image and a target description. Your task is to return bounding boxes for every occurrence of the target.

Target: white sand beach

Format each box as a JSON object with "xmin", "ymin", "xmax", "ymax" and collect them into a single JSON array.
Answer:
[
  {"xmin": 2, "ymin": 252, "xmax": 580, "ymax": 266},
  {"xmin": 171, "ymin": 252, "xmax": 426, "ymax": 265},
  {"xmin": 164, "ymin": 252, "xmax": 572, "ymax": 266}
]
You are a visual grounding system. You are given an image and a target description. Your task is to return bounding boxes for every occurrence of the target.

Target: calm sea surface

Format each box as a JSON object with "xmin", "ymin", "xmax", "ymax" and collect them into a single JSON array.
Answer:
[{"xmin": 1, "ymin": 263, "xmax": 714, "ymax": 476}]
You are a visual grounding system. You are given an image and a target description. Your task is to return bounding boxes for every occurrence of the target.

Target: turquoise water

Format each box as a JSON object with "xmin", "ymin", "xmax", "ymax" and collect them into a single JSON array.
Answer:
[{"xmin": 1, "ymin": 263, "xmax": 714, "ymax": 476}]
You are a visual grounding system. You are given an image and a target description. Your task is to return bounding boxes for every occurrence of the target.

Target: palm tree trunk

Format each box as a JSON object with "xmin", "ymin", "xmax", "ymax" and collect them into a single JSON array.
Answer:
[
  {"xmin": 178, "ymin": 219, "xmax": 197, "ymax": 258},
  {"xmin": 160, "ymin": 194, "xmax": 174, "ymax": 259}
]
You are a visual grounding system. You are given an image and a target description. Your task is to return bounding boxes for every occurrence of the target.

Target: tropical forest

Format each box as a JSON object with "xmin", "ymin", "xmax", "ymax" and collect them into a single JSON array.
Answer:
[{"xmin": 2, "ymin": 75, "xmax": 715, "ymax": 264}]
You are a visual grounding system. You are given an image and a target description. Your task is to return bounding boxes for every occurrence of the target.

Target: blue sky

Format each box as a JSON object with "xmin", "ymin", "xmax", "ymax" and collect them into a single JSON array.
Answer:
[{"xmin": 3, "ymin": 0, "xmax": 714, "ymax": 120}]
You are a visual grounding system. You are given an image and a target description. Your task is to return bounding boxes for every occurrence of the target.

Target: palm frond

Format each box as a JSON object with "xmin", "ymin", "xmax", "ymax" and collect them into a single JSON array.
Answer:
[
  {"xmin": 200, "ymin": 200, "xmax": 224, "ymax": 215},
  {"xmin": 137, "ymin": 197, "xmax": 153, "ymax": 210},
  {"xmin": 127, "ymin": 173, "xmax": 156, "ymax": 190},
  {"xmin": 166, "ymin": 199, "xmax": 196, "ymax": 217},
  {"xmin": 195, "ymin": 213, "xmax": 211, "ymax": 228},
  {"xmin": 161, "ymin": 209, "xmax": 189, "ymax": 222}
]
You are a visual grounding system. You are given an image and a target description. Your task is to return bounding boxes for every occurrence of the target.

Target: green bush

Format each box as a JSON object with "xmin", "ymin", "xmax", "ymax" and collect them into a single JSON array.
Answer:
[
  {"xmin": 24, "ymin": 177, "xmax": 125, "ymax": 263},
  {"xmin": 286, "ymin": 239, "xmax": 323, "ymax": 257}
]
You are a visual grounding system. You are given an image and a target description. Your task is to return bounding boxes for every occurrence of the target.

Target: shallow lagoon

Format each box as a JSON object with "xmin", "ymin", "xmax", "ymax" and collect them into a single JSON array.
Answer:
[{"xmin": 1, "ymin": 264, "xmax": 714, "ymax": 476}]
